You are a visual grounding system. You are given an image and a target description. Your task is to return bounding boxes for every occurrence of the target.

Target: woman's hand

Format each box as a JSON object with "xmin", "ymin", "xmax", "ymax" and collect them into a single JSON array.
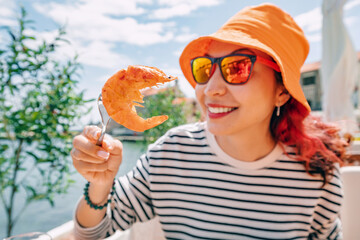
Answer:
[{"xmin": 71, "ymin": 125, "xmax": 123, "ymax": 186}]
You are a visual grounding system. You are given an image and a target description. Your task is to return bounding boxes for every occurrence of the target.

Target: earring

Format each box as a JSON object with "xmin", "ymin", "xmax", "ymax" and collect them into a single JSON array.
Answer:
[{"xmin": 276, "ymin": 105, "xmax": 280, "ymax": 116}]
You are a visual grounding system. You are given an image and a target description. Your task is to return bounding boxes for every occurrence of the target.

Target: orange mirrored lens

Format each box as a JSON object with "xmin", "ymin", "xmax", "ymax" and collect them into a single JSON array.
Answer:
[
  {"xmin": 221, "ymin": 56, "xmax": 252, "ymax": 84},
  {"xmin": 192, "ymin": 58, "xmax": 212, "ymax": 84}
]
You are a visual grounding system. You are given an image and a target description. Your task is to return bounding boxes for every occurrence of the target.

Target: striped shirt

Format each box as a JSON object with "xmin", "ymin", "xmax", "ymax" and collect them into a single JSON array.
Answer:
[{"xmin": 74, "ymin": 122, "xmax": 343, "ymax": 240}]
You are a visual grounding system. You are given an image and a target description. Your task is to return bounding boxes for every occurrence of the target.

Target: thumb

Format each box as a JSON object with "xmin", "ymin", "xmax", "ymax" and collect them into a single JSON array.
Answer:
[{"xmin": 102, "ymin": 134, "xmax": 123, "ymax": 156}]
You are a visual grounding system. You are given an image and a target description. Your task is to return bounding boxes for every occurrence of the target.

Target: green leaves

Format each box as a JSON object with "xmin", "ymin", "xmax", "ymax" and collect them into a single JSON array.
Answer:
[{"xmin": 0, "ymin": 7, "xmax": 92, "ymax": 237}]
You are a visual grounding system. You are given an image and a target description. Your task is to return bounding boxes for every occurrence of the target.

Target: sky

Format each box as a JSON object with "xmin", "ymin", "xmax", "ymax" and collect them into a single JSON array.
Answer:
[{"xmin": 1, "ymin": 0, "xmax": 360, "ymax": 124}]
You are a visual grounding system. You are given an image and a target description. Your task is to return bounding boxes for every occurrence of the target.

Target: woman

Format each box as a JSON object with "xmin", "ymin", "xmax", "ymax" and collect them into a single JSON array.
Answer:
[{"xmin": 72, "ymin": 3, "xmax": 346, "ymax": 239}]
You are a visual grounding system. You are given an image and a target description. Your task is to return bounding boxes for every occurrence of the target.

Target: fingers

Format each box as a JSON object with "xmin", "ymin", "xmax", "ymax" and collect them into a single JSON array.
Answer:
[
  {"xmin": 82, "ymin": 125, "xmax": 102, "ymax": 143},
  {"xmin": 82, "ymin": 125, "xmax": 123, "ymax": 156},
  {"xmin": 103, "ymin": 134, "xmax": 123, "ymax": 156},
  {"xmin": 73, "ymin": 134, "xmax": 110, "ymax": 161},
  {"xmin": 72, "ymin": 125, "xmax": 123, "ymax": 180},
  {"xmin": 71, "ymin": 147, "xmax": 109, "ymax": 176},
  {"xmin": 71, "ymin": 148, "xmax": 106, "ymax": 164},
  {"xmin": 73, "ymin": 157, "xmax": 109, "ymax": 172}
]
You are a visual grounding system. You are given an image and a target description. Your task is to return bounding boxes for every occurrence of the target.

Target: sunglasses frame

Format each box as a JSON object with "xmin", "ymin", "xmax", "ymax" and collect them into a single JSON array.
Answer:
[{"xmin": 191, "ymin": 53, "xmax": 280, "ymax": 85}]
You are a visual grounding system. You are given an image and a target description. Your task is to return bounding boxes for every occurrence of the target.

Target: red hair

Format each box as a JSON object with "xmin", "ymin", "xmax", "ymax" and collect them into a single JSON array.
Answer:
[{"xmin": 271, "ymin": 73, "xmax": 347, "ymax": 185}]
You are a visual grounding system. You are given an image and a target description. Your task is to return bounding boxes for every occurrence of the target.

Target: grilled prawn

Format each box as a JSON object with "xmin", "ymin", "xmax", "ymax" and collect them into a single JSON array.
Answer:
[{"xmin": 102, "ymin": 65, "xmax": 177, "ymax": 132}]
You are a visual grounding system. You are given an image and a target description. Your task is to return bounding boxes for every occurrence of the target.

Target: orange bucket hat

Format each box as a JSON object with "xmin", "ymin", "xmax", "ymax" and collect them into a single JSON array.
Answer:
[{"xmin": 179, "ymin": 3, "xmax": 311, "ymax": 112}]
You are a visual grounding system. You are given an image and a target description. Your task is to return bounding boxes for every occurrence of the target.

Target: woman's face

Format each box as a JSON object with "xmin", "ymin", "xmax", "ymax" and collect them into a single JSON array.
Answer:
[{"xmin": 195, "ymin": 41, "xmax": 285, "ymax": 137}]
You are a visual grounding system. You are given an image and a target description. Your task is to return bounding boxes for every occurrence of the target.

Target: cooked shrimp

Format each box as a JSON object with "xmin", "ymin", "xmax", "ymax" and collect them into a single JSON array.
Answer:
[{"xmin": 102, "ymin": 65, "xmax": 177, "ymax": 132}]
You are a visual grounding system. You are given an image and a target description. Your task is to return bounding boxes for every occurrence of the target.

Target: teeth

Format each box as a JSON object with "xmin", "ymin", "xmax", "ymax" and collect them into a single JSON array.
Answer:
[{"xmin": 208, "ymin": 107, "xmax": 236, "ymax": 114}]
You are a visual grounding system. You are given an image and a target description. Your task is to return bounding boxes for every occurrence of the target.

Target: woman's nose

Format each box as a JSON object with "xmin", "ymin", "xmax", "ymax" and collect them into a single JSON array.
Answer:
[{"xmin": 204, "ymin": 65, "xmax": 227, "ymax": 96}]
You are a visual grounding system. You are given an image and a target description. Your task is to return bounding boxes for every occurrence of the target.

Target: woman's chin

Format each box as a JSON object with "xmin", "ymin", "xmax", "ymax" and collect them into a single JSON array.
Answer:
[{"xmin": 206, "ymin": 122, "xmax": 234, "ymax": 136}]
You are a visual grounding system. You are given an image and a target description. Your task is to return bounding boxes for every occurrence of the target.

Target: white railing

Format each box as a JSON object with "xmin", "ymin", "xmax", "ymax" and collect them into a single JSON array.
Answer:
[{"xmin": 47, "ymin": 217, "xmax": 164, "ymax": 240}]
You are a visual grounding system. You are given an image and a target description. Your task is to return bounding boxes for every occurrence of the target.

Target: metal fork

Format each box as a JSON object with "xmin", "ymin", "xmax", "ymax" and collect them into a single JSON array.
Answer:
[{"xmin": 96, "ymin": 93, "xmax": 111, "ymax": 146}]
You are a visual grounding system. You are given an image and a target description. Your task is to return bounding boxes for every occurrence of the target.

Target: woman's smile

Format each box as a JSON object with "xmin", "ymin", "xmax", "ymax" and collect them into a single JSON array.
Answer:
[{"xmin": 207, "ymin": 103, "xmax": 238, "ymax": 119}]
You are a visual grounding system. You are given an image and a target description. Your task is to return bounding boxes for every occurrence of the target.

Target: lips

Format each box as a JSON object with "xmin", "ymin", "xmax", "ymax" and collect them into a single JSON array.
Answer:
[{"xmin": 207, "ymin": 104, "xmax": 238, "ymax": 119}]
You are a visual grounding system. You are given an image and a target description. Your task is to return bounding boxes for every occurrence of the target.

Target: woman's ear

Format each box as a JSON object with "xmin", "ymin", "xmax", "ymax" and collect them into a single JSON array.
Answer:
[{"xmin": 276, "ymin": 85, "xmax": 290, "ymax": 106}]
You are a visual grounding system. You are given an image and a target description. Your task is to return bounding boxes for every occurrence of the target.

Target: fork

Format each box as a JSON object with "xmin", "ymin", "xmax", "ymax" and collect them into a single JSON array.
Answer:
[{"xmin": 96, "ymin": 93, "xmax": 111, "ymax": 146}]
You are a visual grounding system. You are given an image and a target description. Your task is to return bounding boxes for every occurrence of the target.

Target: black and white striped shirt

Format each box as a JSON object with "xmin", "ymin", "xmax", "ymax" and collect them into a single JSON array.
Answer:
[{"xmin": 75, "ymin": 122, "xmax": 342, "ymax": 239}]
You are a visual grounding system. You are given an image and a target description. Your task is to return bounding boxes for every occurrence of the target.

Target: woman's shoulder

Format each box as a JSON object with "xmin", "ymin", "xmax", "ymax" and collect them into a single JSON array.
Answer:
[
  {"xmin": 148, "ymin": 122, "xmax": 207, "ymax": 148},
  {"xmin": 166, "ymin": 121, "xmax": 207, "ymax": 137},
  {"xmin": 280, "ymin": 143, "xmax": 343, "ymax": 189}
]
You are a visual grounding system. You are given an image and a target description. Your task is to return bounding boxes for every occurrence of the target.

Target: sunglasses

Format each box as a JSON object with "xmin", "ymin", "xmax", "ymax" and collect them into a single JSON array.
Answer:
[{"xmin": 191, "ymin": 53, "xmax": 280, "ymax": 85}]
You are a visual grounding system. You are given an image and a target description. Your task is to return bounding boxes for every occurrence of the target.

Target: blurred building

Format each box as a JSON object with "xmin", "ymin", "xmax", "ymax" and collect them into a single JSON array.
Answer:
[{"xmin": 300, "ymin": 51, "xmax": 360, "ymax": 110}]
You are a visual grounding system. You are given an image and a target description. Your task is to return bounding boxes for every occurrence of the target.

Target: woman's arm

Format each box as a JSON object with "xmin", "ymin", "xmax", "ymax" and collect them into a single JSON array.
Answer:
[
  {"xmin": 72, "ymin": 125, "xmax": 164, "ymax": 239},
  {"xmin": 308, "ymin": 165, "xmax": 343, "ymax": 239},
  {"xmin": 76, "ymin": 181, "xmax": 114, "ymax": 227},
  {"xmin": 71, "ymin": 125, "xmax": 123, "ymax": 227},
  {"xmin": 73, "ymin": 153, "xmax": 156, "ymax": 239}
]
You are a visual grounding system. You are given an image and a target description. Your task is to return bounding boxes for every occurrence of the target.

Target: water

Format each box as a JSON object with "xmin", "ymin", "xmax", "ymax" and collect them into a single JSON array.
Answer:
[{"xmin": 0, "ymin": 141, "xmax": 145, "ymax": 238}]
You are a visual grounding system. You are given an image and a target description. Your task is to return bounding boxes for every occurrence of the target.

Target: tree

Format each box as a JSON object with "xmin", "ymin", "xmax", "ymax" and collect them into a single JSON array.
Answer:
[
  {"xmin": 0, "ymin": 8, "xmax": 92, "ymax": 237},
  {"xmin": 139, "ymin": 84, "xmax": 200, "ymax": 145}
]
